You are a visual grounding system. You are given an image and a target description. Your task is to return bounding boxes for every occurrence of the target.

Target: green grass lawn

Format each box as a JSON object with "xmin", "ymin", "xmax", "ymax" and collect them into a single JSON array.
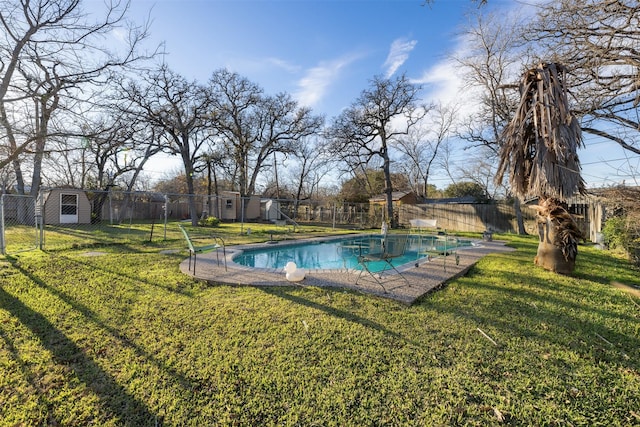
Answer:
[
  {"xmin": 0, "ymin": 233, "xmax": 638, "ymax": 426},
  {"xmin": 1, "ymin": 221, "xmax": 355, "ymax": 253}
]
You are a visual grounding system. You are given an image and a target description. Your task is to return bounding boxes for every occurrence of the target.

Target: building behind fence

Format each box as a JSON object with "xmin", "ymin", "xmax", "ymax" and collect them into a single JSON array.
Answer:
[{"xmin": 0, "ymin": 187, "xmax": 605, "ymax": 254}]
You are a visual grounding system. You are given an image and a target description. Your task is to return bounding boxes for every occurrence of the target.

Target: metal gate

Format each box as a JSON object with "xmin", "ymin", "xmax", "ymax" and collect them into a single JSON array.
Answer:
[{"xmin": 0, "ymin": 194, "xmax": 40, "ymax": 255}]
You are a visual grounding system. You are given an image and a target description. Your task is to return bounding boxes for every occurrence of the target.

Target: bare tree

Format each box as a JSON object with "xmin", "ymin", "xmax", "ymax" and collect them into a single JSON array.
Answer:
[
  {"xmin": 531, "ymin": 0, "xmax": 640, "ymax": 157},
  {"xmin": 328, "ymin": 74, "xmax": 425, "ymax": 228},
  {"xmin": 285, "ymin": 136, "xmax": 332, "ymax": 217},
  {"xmin": 455, "ymin": 11, "xmax": 531, "ymax": 232},
  {"xmin": 393, "ymin": 102, "xmax": 454, "ymax": 198},
  {"xmin": 208, "ymin": 69, "xmax": 323, "ymax": 197},
  {"xmin": 43, "ymin": 100, "xmax": 164, "ymax": 206},
  {"xmin": 41, "ymin": 135, "xmax": 91, "ymax": 188},
  {"xmin": 196, "ymin": 149, "xmax": 228, "ymax": 218},
  {"xmin": 120, "ymin": 65, "xmax": 213, "ymax": 225},
  {"xmin": 454, "ymin": 146, "xmax": 505, "ymax": 200},
  {"xmin": 423, "ymin": 0, "xmax": 487, "ymax": 5},
  {"xmin": 81, "ymin": 112, "xmax": 163, "ymax": 222},
  {"xmin": 0, "ymin": 163, "xmax": 15, "ymax": 193},
  {"xmin": 435, "ymin": 140, "xmax": 457, "ymax": 185},
  {"xmin": 0, "ymin": 0, "xmax": 151, "ymax": 196},
  {"xmin": 457, "ymin": 17, "xmax": 525, "ymax": 146}
]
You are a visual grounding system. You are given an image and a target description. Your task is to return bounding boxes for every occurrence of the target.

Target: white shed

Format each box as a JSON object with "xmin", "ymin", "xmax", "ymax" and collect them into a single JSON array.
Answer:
[{"xmin": 42, "ymin": 188, "xmax": 92, "ymax": 225}]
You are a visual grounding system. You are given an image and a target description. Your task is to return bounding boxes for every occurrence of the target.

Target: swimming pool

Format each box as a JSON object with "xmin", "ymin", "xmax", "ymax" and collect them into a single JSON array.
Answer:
[{"xmin": 232, "ymin": 234, "xmax": 474, "ymax": 272}]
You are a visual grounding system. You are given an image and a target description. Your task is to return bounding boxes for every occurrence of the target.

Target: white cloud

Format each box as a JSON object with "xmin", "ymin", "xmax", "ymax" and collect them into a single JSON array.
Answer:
[
  {"xmin": 412, "ymin": 0, "xmax": 547, "ymax": 115},
  {"xmin": 383, "ymin": 38, "xmax": 418, "ymax": 78},
  {"xmin": 294, "ymin": 54, "xmax": 360, "ymax": 108},
  {"xmin": 265, "ymin": 57, "xmax": 300, "ymax": 74},
  {"xmin": 414, "ymin": 59, "xmax": 468, "ymax": 105},
  {"xmin": 111, "ymin": 28, "xmax": 128, "ymax": 44},
  {"xmin": 224, "ymin": 56, "xmax": 299, "ymax": 76},
  {"xmin": 410, "ymin": 31, "xmax": 481, "ymax": 119}
]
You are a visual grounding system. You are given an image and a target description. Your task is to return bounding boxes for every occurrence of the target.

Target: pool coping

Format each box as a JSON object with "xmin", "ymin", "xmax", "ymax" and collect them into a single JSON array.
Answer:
[{"xmin": 178, "ymin": 234, "xmax": 516, "ymax": 305}]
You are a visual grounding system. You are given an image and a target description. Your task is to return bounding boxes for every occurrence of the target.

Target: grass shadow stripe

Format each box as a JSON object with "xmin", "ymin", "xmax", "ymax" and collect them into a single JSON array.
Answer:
[{"xmin": 0, "ymin": 286, "xmax": 159, "ymax": 425}]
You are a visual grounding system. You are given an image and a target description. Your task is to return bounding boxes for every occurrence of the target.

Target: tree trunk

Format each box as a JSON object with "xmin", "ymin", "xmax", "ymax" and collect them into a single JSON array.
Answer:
[
  {"xmin": 185, "ymin": 171, "xmax": 198, "ymax": 226},
  {"xmin": 514, "ymin": 196, "xmax": 527, "ymax": 235},
  {"xmin": 382, "ymin": 154, "xmax": 394, "ymax": 228},
  {"xmin": 534, "ymin": 216, "xmax": 576, "ymax": 274},
  {"xmin": 212, "ymin": 166, "xmax": 219, "ymax": 219},
  {"xmin": 92, "ymin": 191, "xmax": 108, "ymax": 224},
  {"xmin": 179, "ymin": 135, "xmax": 199, "ymax": 226}
]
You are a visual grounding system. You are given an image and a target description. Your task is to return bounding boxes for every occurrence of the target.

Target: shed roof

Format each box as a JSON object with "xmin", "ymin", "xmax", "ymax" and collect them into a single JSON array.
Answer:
[{"xmin": 369, "ymin": 191, "xmax": 415, "ymax": 202}]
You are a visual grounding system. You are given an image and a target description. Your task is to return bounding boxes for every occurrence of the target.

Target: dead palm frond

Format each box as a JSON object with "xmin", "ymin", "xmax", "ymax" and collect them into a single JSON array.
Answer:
[
  {"xmin": 496, "ymin": 62, "xmax": 585, "ymax": 201},
  {"xmin": 543, "ymin": 199, "xmax": 585, "ymax": 261}
]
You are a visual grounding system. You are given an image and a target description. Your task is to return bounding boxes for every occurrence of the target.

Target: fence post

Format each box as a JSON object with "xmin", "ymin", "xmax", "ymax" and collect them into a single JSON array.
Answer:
[
  {"xmin": 332, "ymin": 203, "xmax": 336, "ymax": 229},
  {"xmin": 37, "ymin": 191, "xmax": 44, "ymax": 250},
  {"xmin": 163, "ymin": 194, "xmax": 168, "ymax": 240},
  {"xmin": 0, "ymin": 195, "xmax": 5, "ymax": 255},
  {"xmin": 240, "ymin": 197, "xmax": 245, "ymax": 234},
  {"xmin": 129, "ymin": 193, "xmax": 135, "ymax": 229},
  {"xmin": 109, "ymin": 190, "xmax": 113, "ymax": 225}
]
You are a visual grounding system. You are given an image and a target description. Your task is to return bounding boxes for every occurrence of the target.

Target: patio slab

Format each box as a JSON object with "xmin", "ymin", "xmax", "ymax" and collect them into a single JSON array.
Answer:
[{"xmin": 178, "ymin": 238, "xmax": 515, "ymax": 305}]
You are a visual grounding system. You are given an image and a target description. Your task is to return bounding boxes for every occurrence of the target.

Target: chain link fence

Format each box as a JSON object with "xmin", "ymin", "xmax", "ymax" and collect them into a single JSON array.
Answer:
[
  {"xmin": 0, "ymin": 188, "xmax": 389, "ymax": 253},
  {"xmin": 4, "ymin": 187, "xmax": 595, "ymax": 254},
  {"xmin": 0, "ymin": 194, "xmax": 40, "ymax": 254}
]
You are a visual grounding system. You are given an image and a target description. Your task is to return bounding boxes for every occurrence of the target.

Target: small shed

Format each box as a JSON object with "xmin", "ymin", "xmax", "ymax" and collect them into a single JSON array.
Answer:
[
  {"xmin": 42, "ymin": 188, "xmax": 91, "ymax": 224},
  {"xmin": 214, "ymin": 191, "xmax": 241, "ymax": 221},
  {"xmin": 261, "ymin": 199, "xmax": 282, "ymax": 221}
]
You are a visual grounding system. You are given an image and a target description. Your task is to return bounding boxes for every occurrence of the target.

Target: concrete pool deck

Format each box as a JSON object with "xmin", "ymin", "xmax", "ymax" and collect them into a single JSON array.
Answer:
[{"xmin": 178, "ymin": 237, "xmax": 515, "ymax": 305}]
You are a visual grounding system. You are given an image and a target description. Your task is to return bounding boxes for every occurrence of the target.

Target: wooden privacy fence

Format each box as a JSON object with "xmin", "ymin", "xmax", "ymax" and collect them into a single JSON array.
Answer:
[
  {"xmin": 398, "ymin": 201, "xmax": 603, "ymax": 242},
  {"xmin": 399, "ymin": 203, "xmax": 536, "ymax": 234},
  {"xmin": 567, "ymin": 202, "xmax": 604, "ymax": 243}
]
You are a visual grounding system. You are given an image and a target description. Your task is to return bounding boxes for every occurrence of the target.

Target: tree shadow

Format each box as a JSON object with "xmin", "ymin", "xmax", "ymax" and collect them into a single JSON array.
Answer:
[
  {"xmin": 572, "ymin": 247, "xmax": 640, "ymax": 287},
  {"xmin": 258, "ymin": 286, "xmax": 423, "ymax": 348},
  {"xmin": 0, "ymin": 286, "xmax": 159, "ymax": 425},
  {"xmin": 47, "ymin": 248, "xmax": 198, "ymax": 297},
  {"xmin": 4, "ymin": 256, "xmax": 203, "ymax": 425},
  {"xmin": 434, "ymin": 266, "xmax": 640, "ymax": 371}
]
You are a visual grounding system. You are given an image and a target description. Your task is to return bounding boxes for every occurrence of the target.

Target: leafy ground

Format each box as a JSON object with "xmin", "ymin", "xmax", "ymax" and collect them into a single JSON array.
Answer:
[{"xmin": 0, "ymin": 232, "xmax": 638, "ymax": 426}]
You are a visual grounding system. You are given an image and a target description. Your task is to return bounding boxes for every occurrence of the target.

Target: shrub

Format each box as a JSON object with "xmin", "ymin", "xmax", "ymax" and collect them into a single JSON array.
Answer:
[
  {"xmin": 602, "ymin": 216, "xmax": 628, "ymax": 250},
  {"xmin": 198, "ymin": 216, "xmax": 220, "ymax": 227},
  {"xmin": 602, "ymin": 214, "xmax": 640, "ymax": 266}
]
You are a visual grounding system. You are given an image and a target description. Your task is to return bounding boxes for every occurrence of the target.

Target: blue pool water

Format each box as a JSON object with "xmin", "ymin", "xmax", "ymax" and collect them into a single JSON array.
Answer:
[{"xmin": 233, "ymin": 234, "xmax": 473, "ymax": 272}]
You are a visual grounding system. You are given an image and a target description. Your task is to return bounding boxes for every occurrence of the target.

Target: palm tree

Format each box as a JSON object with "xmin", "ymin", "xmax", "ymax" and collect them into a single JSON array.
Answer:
[{"xmin": 496, "ymin": 62, "xmax": 585, "ymax": 274}]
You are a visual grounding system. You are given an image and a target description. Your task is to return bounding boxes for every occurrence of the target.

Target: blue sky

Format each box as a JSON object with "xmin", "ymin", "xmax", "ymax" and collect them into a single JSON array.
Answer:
[
  {"xmin": 100, "ymin": 0, "xmax": 636, "ymax": 190},
  {"xmin": 125, "ymin": 0, "xmax": 488, "ymax": 117}
]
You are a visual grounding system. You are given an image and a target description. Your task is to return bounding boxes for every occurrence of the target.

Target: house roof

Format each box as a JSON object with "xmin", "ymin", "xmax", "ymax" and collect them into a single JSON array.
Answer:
[
  {"xmin": 422, "ymin": 195, "xmax": 478, "ymax": 204},
  {"xmin": 369, "ymin": 191, "xmax": 415, "ymax": 202}
]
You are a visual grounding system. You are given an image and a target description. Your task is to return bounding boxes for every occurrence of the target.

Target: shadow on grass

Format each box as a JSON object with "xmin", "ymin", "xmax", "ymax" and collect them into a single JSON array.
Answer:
[
  {"xmin": 259, "ymin": 286, "xmax": 422, "ymax": 347},
  {"xmin": 47, "ymin": 248, "xmax": 197, "ymax": 297},
  {"xmin": 6, "ymin": 257, "xmax": 200, "ymax": 424},
  {"xmin": 0, "ymin": 286, "xmax": 158, "ymax": 426},
  {"xmin": 573, "ymin": 247, "xmax": 640, "ymax": 287},
  {"xmin": 434, "ymin": 263, "xmax": 640, "ymax": 370},
  {"xmin": 0, "ymin": 323, "xmax": 49, "ymax": 413},
  {"xmin": 410, "ymin": 237, "xmax": 640, "ymax": 372},
  {"xmin": 43, "ymin": 224, "xmax": 153, "ymax": 250}
]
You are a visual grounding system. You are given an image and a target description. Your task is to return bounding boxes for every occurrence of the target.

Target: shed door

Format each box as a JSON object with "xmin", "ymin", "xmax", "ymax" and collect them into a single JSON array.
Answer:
[{"xmin": 60, "ymin": 193, "xmax": 78, "ymax": 223}]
